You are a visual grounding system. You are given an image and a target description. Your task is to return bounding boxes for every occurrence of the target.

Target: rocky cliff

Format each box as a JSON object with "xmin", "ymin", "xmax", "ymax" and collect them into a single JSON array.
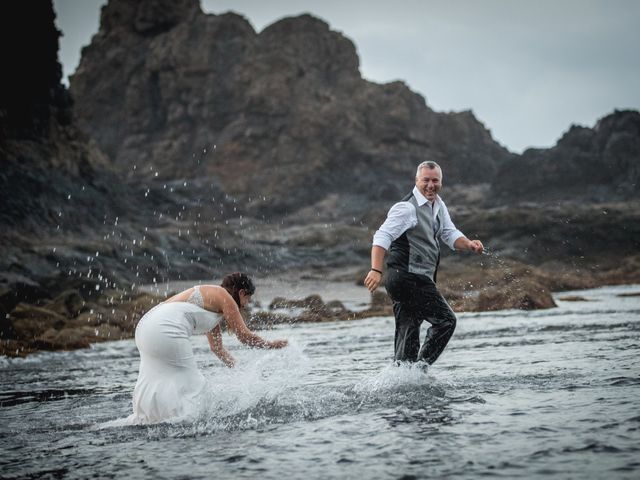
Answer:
[
  {"xmin": 70, "ymin": 0, "xmax": 512, "ymax": 215},
  {"xmin": 1, "ymin": 1, "xmax": 116, "ymax": 238},
  {"xmin": 0, "ymin": 0, "xmax": 276, "ymax": 355},
  {"xmin": 492, "ymin": 110, "xmax": 640, "ymax": 203}
]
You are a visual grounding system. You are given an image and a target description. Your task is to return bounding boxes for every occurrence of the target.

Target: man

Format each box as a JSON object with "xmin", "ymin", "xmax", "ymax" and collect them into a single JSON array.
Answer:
[{"xmin": 364, "ymin": 161, "xmax": 483, "ymax": 365}]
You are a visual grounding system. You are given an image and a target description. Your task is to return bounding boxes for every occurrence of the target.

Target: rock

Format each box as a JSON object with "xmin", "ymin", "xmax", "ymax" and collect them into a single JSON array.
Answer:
[
  {"xmin": 7, "ymin": 304, "xmax": 68, "ymax": 340},
  {"xmin": 370, "ymin": 290, "xmax": 392, "ymax": 308},
  {"xmin": 0, "ymin": 339, "xmax": 39, "ymax": 357},
  {"xmin": 35, "ymin": 327, "xmax": 92, "ymax": 350},
  {"xmin": 246, "ymin": 311, "xmax": 291, "ymax": 329},
  {"xmin": 92, "ymin": 323, "xmax": 126, "ymax": 342},
  {"xmin": 492, "ymin": 110, "xmax": 640, "ymax": 203},
  {"xmin": 41, "ymin": 276, "xmax": 104, "ymax": 301},
  {"xmin": 0, "ymin": 273, "xmax": 48, "ymax": 306},
  {"xmin": 70, "ymin": 5, "xmax": 512, "ymax": 216},
  {"xmin": 0, "ymin": 1, "xmax": 71, "ymax": 140},
  {"xmin": 617, "ymin": 291, "xmax": 640, "ymax": 297},
  {"xmin": 0, "ymin": 273, "xmax": 50, "ymax": 338},
  {"xmin": 96, "ymin": 292, "xmax": 162, "ymax": 333},
  {"xmin": 558, "ymin": 295, "xmax": 591, "ymax": 302},
  {"xmin": 43, "ymin": 289, "xmax": 86, "ymax": 317},
  {"xmin": 476, "ymin": 282, "xmax": 557, "ymax": 311},
  {"xmin": 70, "ymin": 308, "xmax": 106, "ymax": 328},
  {"xmin": 325, "ymin": 300, "xmax": 348, "ymax": 315},
  {"xmin": 270, "ymin": 294, "xmax": 325, "ymax": 310}
]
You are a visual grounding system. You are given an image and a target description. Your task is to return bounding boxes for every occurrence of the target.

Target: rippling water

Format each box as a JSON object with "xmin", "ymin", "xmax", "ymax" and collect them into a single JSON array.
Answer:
[{"xmin": 1, "ymin": 284, "xmax": 639, "ymax": 479}]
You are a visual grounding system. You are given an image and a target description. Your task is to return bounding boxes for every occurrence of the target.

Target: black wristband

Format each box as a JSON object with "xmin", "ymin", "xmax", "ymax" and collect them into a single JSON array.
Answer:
[{"xmin": 371, "ymin": 268, "xmax": 383, "ymax": 275}]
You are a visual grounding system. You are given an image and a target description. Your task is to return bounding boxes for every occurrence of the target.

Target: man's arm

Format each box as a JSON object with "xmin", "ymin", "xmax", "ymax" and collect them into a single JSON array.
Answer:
[
  {"xmin": 454, "ymin": 236, "xmax": 484, "ymax": 254},
  {"xmin": 364, "ymin": 245, "xmax": 387, "ymax": 292},
  {"xmin": 439, "ymin": 200, "xmax": 483, "ymax": 254},
  {"xmin": 365, "ymin": 202, "xmax": 416, "ymax": 292}
]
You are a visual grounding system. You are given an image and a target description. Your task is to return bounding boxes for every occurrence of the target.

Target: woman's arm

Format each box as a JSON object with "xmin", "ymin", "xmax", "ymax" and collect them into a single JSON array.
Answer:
[
  {"xmin": 206, "ymin": 325, "xmax": 235, "ymax": 367},
  {"xmin": 219, "ymin": 292, "xmax": 287, "ymax": 349},
  {"xmin": 202, "ymin": 285, "xmax": 288, "ymax": 349}
]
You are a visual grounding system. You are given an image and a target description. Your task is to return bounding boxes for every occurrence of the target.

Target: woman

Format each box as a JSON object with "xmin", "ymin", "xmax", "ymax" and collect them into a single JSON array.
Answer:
[{"xmin": 129, "ymin": 272, "xmax": 287, "ymax": 424}]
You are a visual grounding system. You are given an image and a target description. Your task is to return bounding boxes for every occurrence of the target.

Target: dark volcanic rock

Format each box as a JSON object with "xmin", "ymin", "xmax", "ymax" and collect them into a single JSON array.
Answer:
[
  {"xmin": 70, "ymin": 0, "xmax": 512, "ymax": 216},
  {"xmin": 0, "ymin": 0, "xmax": 279, "ymax": 292},
  {"xmin": 0, "ymin": 1, "xmax": 269, "ymax": 356},
  {"xmin": 447, "ymin": 201, "xmax": 640, "ymax": 265},
  {"xmin": 8, "ymin": 304, "xmax": 68, "ymax": 340},
  {"xmin": 475, "ymin": 281, "xmax": 557, "ymax": 311},
  {"xmin": 44, "ymin": 290, "xmax": 86, "ymax": 318},
  {"xmin": 492, "ymin": 110, "xmax": 640, "ymax": 202},
  {"xmin": 0, "ymin": 2, "xmax": 71, "ymax": 140}
]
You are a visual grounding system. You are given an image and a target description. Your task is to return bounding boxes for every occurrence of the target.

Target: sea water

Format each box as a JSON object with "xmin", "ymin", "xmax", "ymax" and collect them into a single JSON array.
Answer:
[{"xmin": 1, "ymin": 284, "xmax": 639, "ymax": 479}]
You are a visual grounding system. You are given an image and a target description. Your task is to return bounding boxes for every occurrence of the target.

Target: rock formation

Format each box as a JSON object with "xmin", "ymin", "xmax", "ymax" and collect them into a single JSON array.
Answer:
[
  {"xmin": 70, "ymin": 0, "xmax": 512, "ymax": 215},
  {"xmin": 492, "ymin": 110, "xmax": 640, "ymax": 202}
]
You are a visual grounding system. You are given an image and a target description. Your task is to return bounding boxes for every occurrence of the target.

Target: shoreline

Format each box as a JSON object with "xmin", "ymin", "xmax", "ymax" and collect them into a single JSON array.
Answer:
[
  {"xmin": 2, "ymin": 260, "xmax": 639, "ymax": 358},
  {"xmin": 2, "ymin": 281, "xmax": 639, "ymax": 361}
]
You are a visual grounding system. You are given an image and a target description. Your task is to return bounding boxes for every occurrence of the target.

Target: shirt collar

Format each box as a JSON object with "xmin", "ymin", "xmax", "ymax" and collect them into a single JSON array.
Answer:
[{"xmin": 412, "ymin": 185, "xmax": 440, "ymax": 207}]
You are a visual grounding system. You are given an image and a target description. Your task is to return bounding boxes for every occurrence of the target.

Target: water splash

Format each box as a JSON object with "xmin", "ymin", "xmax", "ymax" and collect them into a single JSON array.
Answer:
[
  {"xmin": 196, "ymin": 338, "xmax": 311, "ymax": 422},
  {"xmin": 353, "ymin": 362, "xmax": 429, "ymax": 394}
]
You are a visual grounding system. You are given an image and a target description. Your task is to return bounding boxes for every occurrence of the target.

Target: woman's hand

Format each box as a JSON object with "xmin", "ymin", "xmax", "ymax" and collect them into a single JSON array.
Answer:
[
  {"xmin": 267, "ymin": 339, "xmax": 288, "ymax": 349},
  {"xmin": 207, "ymin": 326, "xmax": 236, "ymax": 367}
]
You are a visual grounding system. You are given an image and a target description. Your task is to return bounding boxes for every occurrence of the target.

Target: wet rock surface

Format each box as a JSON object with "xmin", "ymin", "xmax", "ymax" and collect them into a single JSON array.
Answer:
[
  {"xmin": 246, "ymin": 289, "xmax": 393, "ymax": 330},
  {"xmin": 1, "ymin": 272, "xmax": 162, "ymax": 357}
]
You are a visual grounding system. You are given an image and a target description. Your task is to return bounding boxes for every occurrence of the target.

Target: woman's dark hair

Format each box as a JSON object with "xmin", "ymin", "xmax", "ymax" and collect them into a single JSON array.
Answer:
[{"xmin": 221, "ymin": 272, "xmax": 255, "ymax": 307}]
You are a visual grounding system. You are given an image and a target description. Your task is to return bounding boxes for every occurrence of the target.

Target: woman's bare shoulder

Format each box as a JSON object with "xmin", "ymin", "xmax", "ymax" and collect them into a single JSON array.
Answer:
[
  {"xmin": 200, "ymin": 285, "xmax": 233, "ymax": 306},
  {"xmin": 200, "ymin": 284, "xmax": 224, "ymax": 293}
]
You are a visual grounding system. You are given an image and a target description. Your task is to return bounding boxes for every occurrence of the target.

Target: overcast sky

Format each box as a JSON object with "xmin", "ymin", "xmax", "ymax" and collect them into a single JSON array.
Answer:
[{"xmin": 54, "ymin": 0, "xmax": 640, "ymax": 153}]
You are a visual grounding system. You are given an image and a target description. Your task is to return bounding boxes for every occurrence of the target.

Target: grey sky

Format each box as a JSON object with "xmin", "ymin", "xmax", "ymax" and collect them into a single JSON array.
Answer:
[{"xmin": 54, "ymin": 0, "xmax": 640, "ymax": 153}]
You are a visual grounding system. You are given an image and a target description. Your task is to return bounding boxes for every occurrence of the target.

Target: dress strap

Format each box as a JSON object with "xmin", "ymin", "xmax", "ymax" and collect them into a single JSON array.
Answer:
[{"xmin": 186, "ymin": 285, "xmax": 205, "ymax": 308}]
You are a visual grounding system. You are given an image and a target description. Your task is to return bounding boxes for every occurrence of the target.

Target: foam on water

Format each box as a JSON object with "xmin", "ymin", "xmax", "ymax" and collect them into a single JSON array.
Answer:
[
  {"xmin": 99, "ymin": 340, "xmax": 448, "ymax": 435},
  {"xmin": 353, "ymin": 362, "xmax": 430, "ymax": 394},
  {"xmin": 196, "ymin": 338, "xmax": 311, "ymax": 420}
]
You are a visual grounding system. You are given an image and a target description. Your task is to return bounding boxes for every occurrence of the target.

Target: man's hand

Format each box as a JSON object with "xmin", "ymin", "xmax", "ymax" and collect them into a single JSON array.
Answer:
[
  {"xmin": 468, "ymin": 239, "xmax": 484, "ymax": 254},
  {"xmin": 455, "ymin": 236, "xmax": 484, "ymax": 254},
  {"xmin": 364, "ymin": 270, "xmax": 383, "ymax": 292}
]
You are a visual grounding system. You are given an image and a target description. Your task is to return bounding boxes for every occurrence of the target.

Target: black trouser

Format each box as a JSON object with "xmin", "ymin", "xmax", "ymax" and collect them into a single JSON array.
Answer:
[{"xmin": 385, "ymin": 268, "xmax": 457, "ymax": 364}]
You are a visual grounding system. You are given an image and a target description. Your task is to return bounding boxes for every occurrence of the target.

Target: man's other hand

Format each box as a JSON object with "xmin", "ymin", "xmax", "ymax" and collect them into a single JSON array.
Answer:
[{"xmin": 364, "ymin": 270, "xmax": 383, "ymax": 292}]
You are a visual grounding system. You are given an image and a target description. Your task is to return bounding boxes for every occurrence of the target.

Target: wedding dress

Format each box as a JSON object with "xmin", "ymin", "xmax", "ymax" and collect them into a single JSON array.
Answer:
[{"xmin": 127, "ymin": 286, "xmax": 222, "ymax": 424}]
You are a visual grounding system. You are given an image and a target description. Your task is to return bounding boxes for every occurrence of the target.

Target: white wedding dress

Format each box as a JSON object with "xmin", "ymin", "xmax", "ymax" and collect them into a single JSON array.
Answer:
[{"xmin": 127, "ymin": 286, "xmax": 223, "ymax": 424}]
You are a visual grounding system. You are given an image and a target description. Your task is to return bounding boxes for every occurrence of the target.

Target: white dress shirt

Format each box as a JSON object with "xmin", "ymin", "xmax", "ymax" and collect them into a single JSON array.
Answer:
[{"xmin": 372, "ymin": 186, "xmax": 465, "ymax": 251}]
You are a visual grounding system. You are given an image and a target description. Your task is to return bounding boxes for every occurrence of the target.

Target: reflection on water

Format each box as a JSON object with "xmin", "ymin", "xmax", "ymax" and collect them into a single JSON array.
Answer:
[{"xmin": 1, "ymin": 284, "xmax": 639, "ymax": 479}]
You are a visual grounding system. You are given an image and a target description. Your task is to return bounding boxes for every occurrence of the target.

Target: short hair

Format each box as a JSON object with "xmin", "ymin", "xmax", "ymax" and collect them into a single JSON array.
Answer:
[{"xmin": 416, "ymin": 161, "xmax": 441, "ymax": 177}]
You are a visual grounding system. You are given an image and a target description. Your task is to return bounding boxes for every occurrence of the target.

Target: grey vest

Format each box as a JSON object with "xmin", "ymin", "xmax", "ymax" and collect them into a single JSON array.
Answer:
[{"xmin": 386, "ymin": 192, "xmax": 445, "ymax": 282}]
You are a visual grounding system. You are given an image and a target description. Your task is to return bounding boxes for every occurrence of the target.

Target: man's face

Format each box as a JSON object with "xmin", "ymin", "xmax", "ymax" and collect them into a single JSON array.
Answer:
[{"xmin": 415, "ymin": 167, "xmax": 442, "ymax": 201}]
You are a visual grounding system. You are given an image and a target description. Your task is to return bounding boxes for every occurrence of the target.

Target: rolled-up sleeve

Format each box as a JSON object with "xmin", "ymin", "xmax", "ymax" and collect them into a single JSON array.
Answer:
[
  {"xmin": 372, "ymin": 202, "xmax": 417, "ymax": 250},
  {"xmin": 439, "ymin": 201, "xmax": 465, "ymax": 250}
]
